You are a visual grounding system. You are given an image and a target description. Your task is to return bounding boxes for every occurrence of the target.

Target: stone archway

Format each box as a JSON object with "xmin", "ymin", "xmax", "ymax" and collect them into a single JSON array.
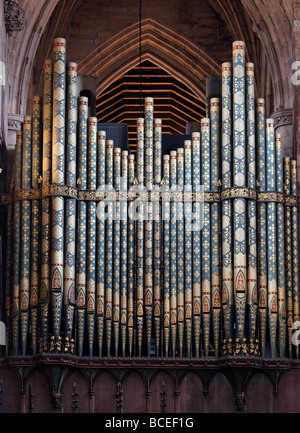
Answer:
[{"xmin": 7, "ymin": 0, "xmax": 60, "ymax": 116}]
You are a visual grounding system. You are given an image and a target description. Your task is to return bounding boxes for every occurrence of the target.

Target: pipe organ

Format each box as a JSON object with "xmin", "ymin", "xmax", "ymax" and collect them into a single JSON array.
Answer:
[{"xmin": 3, "ymin": 37, "xmax": 299, "ymax": 360}]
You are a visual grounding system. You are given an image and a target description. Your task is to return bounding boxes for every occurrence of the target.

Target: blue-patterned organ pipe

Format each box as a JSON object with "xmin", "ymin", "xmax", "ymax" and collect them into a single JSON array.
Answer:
[
  {"xmin": 291, "ymin": 159, "xmax": 299, "ymax": 359},
  {"xmin": 105, "ymin": 139, "xmax": 114, "ymax": 356},
  {"xmin": 266, "ymin": 118, "xmax": 277, "ymax": 358},
  {"xmin": 127, "ymin": 153, "xmax": 135, "ymax": 357},
  {"xmin": 192, "ymin": 132, "xmax": 201, "ymax": 357},
  {"xmin": 40, "ymin": 59, "xmax": 53, "ymax": 351},
  {"xmin": 154, "ymin": 118, "xmax": 162, "ymax": 354},
  {"xmin": 232, "ymin": 41, "xmax": 247, "ymax": 344},
  {"xmin": 87, "ymin": 117, "xmax": 97, "ymax": 355},
  {"xmin": 210, "ymin": 98, "xmax": 221, "ymax": 357},
  {"xmin": 12, "ymin": 130, "xmax": 22, "ymax": 355},
  {"xmin": 20, "ymin": 115, "xmax": 32, "ymax": 355},
  {"xmin": 275, "ymin": 134, "xmax": 286, "ymax": 358},
  {"xmin": 256, "ymin": 98, "xmax": 268, "ymax": 357},
  {"xmin": 201, "ymin": 118, "xmax": 211, "ymax": 356},
  {"xmin": 113, "ymin": 147, "xmax": 121, "ymax": 356},
  {"xmin": 144, "ymin": 97, "xmax": 154, "ymax": 356},
  {"xmin": 64, "ymin": 62, "xmax": 77, "ymax": 344},
  {"xmin": 120, "ymin": 150, "xmax": 128, "ymax": 356},
  {"xmin": 51, "ymin": 37, "xmax": 66, "ymax": 349},
  {"xmin": 170, "ymin": 150, "xmax": 177, "ymax": 357},
  {"xmin": 30, "ymin": 96, "xmax": 42, "ymax": 355},
  {"xmin": 145, "ymin": 97, "xmax": 154, "ymax": 190},
  {"xmin": 144, "ymin": 207, "xmax": 153, "ymax": 356},
  {"xmin": 177, "ymin": 147, "xmax": 185, "ymax": 357},
  {"xmin": 136, "ymin": 117, "xmax": 144, "ymax": 356},
  {"xmin": 221, "ymin": 62, "xmax": 234, "ymax": 347},
  {"xmin": 184, "ymin": 140, "xmax": 192, "ymax": 357},
  {"xmin": 96, "ymin": 130, "xmax": 106, "ymax": 356},
  {"xmin": 76, "ymin": 96, "xmax": 88, "ymax": 356},
  {"xmin": 163, "ymin": 154, "xmax": 170, "ymax": 356},
  {"xmin": 284, "ymin": 157, "xmax": 293, "ymax": 357},
  {"xmin": 246, "ymin": 63, "xmax": 257, "ymax": 348}
]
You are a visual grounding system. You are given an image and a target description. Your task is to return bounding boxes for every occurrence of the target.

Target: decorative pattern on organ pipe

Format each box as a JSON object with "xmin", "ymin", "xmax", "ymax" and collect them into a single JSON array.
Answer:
[
  {"xmin": 40, "ymin": 59, "xmax": 53, "ymax": 351},
  {"xmin": 30, "ymin": 96, "xmax": 42, "ymax": 355},
  {"xmin": 201, "ymin": 118, "xmax": 211, "ymax": 357},
  {"xmin": 221, "ymin": 62, "xmax": 234, "ymax": 347},
  {"xmin": 246, "ymin": 62, "xmax": 258, "ymax": 350},
  {"xmin": 256, "ymin": 98, "xmax": 267, "ymax": 357},
  {"xmin": 284, "ymin": 156, "xmax": 293, "ymax": 357},
  {"xmin": 184, "ymin": 140, "xmax": 192, "ymax": 357},
  {"xmin": 120, "ymin": 150, "xmax": 128, "ymax": 356},
  {"xmin": 64, "ymin": 62, "xmax": 77, "ymax": 346},
  {"xmin": 291, "ymin": 160, "xmax": 299, "ymax": 359},
  {"xmin": 266, "ymin": 118, "xmax": 277, "ymax": 358},
  {"xmin": 127, "ymin": 153, "xmax": 135, "ymax": 357},
  {"xmin": 20, "ymin": 115, "xmax": 32, "ymax": 355},
  {"xmin": 192, "ymin": 132, "xmax": 201, "ymax": 358},
  {"xmin": 232, "ymin": 41, "xmax": 247, "ymax": 345},
  {"xmin": 163, "ymin": 154, "xmax": 171, "ymax": 357},
  {"xmin": 51, "ymin": 38, "xmax": 66, "ymax": 350},
  {"xmin": 275, "ymin": 134, "xmax": 286, "ymax": 358},
  {"xmin": 154, "ymin": 118, "xmax": 162, "ymax": 355},
  {"xmin": 105, "ymin": 139, "xmax": 114, "ymax": 357},
  {"xmin": 87, "ymin": 117, "xmax": 97, "ymax": 355},
  {"xmin": 136, "ymin": 118, "xmax": 144, "ymax": 357},
  {"xmin": 113, "ymin": 147, "xmax": 121, "ymax": 356},
  {"xmin": 177, "ymin": 147, "xmax": 185, "ymax": 357},
  {"xmin": 170, "ymin": 150, "xmax": 177, "ymax": 357},
  {"xmin": 76, "ymin": 96, "xmax": 88, "ymax": 356},
  {"xmin": 144, "ymin": 97, "xmax": 154, "ymax": 356},
  {"xmin": 96, "ymin": 130, "xmax": 106, "ymax": 356},
  {"xmin": 210, "ymin": 97, "xmax": 221, "ymax": 357}
]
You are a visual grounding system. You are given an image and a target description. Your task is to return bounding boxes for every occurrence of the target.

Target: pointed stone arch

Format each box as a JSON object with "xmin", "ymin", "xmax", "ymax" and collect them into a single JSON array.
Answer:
[
  {"xmin": 77, "ymin": 18, "xmax": 221, "ymax": 103},
  {"xmin": 7, "ymin": 0, "xmax": 60, "ymax": 116}
]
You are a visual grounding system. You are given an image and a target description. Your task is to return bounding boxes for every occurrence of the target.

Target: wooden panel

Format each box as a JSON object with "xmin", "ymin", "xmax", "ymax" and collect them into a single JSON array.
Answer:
[
  {"xmin": 277, "ymin": 370, "xmax": 300, "ymax": 412},
  {"xmin": 4, "ymin": 366, "xmax": 300, "ymax": 413},
  {"xmin": 0, "ymin": 368, "xmax": 20, "ymax": 413},
  {"xmin": 94, "ymin": 371, "xmax": 117, "ymax": 413},
  {"xmin": 245, "ymin": 372, "xmax": 274, "ymax": 413},
  {"xmin": 122, "ymin": 371, "xmax": 146, "ymax": 413},
  {"xmin": 150, "ymin": 371, "xmax": 175, "ymax": 413},
  {"xmin": 179, "ymin": 372, "xmax": 205, "ymax": 413},
  {"xmin": 25, "ymin": 369, "xmax": 51, "ymax": 413},
  {"xmin": 206, "ymin": 372, "xmax": 233, "ymax": 413}
]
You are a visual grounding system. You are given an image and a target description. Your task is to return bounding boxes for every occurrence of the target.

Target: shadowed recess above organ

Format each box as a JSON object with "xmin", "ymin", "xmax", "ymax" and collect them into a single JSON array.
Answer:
[{"xmin": 96, "ymin": 61, "xmax": 206, "ymax": 151}]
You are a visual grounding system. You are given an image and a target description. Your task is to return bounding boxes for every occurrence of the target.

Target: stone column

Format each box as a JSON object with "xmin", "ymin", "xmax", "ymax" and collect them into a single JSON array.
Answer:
[
  {"xmin": 5, "ymin": 114, "xmax": 22, "ymax": 188},
  {"xmin": 7, "ymin": 114, "xmax": 22, "ymax": 145},
  {"xmin": 270, "ymin": 109, "xmax": 293, "ymax": 158}
]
